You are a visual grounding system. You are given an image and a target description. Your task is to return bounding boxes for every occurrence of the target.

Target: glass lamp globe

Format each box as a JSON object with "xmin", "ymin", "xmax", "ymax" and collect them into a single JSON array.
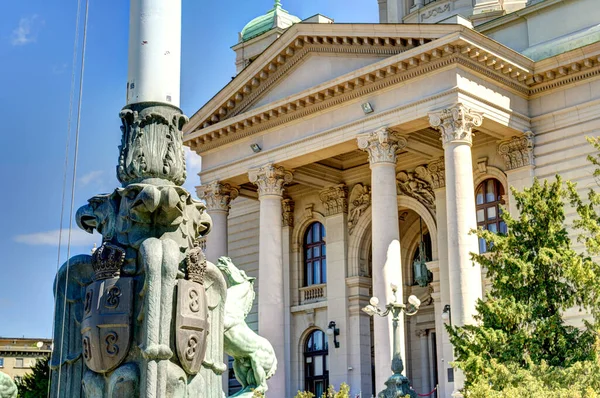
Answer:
[
  {"xmin": 408, "ymin": 295, "xmax": 421, "ymax": 308},
  {"xmin": 369, "ymin": 297, "xmax": 379, "ymax": 306}
]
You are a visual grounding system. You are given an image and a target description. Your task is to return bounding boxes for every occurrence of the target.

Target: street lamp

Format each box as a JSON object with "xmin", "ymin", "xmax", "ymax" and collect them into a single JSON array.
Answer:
[{"xmin": 363, "ymin": 284, "xmax": 421, "ymax": 398}]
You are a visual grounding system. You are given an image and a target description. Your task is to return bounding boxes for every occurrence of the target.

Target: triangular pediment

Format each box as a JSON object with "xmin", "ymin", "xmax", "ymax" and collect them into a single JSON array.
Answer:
[{"xmin": 245, "ymin": 52, "xmax": 389, "ymax": 112}]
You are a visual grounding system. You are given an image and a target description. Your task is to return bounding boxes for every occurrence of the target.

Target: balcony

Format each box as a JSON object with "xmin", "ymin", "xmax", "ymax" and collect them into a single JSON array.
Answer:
[{"xmin": 299, "ymin": 283, "xmax": 327, "ymax": 305}]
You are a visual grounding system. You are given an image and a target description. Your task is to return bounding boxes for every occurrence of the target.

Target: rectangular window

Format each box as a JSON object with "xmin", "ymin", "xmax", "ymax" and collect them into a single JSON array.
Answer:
[
  {"xmin": 0, "ymin": 358, "xmax": 4, "ymax": 367},
  {"xmin": 15, "ymin": 358, "xmax": 23, "ymax": 368}
]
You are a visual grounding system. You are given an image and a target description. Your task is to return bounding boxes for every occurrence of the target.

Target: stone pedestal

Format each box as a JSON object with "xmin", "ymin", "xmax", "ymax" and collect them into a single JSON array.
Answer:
[
  {"xmin": 429, "ymin": 105, "xmax": 484, "ymax": 393},
  {"xmin": 248, "ymin": 164, "xmax": 293, "ymax": 398},
  {"xmin": 197, "ymin": 181, "xmax": 239, "ymax": 264},
  {"xmin": 357, "ymin": 128, "xmax": 407, "ymax": 392}
]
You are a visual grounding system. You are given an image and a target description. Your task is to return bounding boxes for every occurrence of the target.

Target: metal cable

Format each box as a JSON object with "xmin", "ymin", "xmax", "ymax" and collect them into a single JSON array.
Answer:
[{"xmin": 55, "ymin": 0, "xmax": 90, "ymax": 396}]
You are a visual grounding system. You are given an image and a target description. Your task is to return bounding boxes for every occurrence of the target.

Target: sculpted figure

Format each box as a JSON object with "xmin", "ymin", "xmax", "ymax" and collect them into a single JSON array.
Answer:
[
  {"xmin": 0, "ymin": 372, "xmax": 17, "ymax": 398},
  {"xmin": 217, "ymin": 257, "xmax": 277, "ymax": 397}
]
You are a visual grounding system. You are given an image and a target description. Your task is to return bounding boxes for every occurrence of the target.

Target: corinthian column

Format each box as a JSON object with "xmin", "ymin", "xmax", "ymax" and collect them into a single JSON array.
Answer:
[
  {"xmin": 429, "ymin": 105, "xmax": 484, "ymax": 394},
  {"xmin": 248, "ymin": 164, "xmax": 293, "ymax": 398},
  {"xmin": 357, "ymin": 128, "xmax": 407, "ymax": 392},
  {"xmin": 197, "ymin": 181, "xmax": 239, "ymax": 264}
]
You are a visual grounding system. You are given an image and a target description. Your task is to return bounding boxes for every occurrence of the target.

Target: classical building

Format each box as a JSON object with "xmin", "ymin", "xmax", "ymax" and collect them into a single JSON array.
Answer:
[
  {"xmin": 184, "ymin": 0, "xmax": 600, "ymax": 396},
  {"xmin": 0, "ymin": 337, "xmax": 52, "ymax": 383}
]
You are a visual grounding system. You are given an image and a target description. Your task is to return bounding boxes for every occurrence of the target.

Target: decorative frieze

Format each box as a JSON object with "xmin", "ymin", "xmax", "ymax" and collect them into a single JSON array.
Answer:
[
  {"xmin": 196, "ymin": 181, "xmax": 239, "ymax": 212},
  {"xmin": 357, "ymin": 128, "xmax": 408, "ymax": 165},
  {"xmin": 248, "ymin": 164, "xmax": 293, "ymax": 197},
  {"xmin": 427, "ymin": 157, "xmax": 445, "ymax": 189},
  {"xmin": 348, "ymin": 184, "xmax": 371, "ymax": 235},
  {"xmin": 396, "ymin": 167, "xmax": 435, "ymax": 212},
  {"xmin": 428, "ymin": 104, "xmax": 484, "ymax": 147},
  {"xmin": 319, "ymin": 184, "xmax": 348, "ymax": 216},
  {"xmin": 498, "ymin": 131, "xmax": 534, "ymax": 170},
  {"xmin": 282, "ymin": 199, "xmax": 295, "ymax": 227}
]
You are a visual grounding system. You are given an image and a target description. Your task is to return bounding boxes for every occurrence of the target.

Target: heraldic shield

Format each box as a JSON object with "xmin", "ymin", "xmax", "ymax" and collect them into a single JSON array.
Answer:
[
  {"xmin": 81, "ymin": 276, "xmax": 134, "ymax": 373},
  {"xmin": 176, "ymin": 279, "xmax": 209, "ymax": 374}
]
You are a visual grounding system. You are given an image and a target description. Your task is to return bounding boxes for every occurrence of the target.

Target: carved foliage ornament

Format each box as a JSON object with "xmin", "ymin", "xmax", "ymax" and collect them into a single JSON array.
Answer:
[
  {"xmin": 319, "ymin": 184, "xmax": 348, "ymax": 216},
  {"xmin": 282, "ymin": 199, "xmax": 295, "ymax": 227},
  {"xmin": 118, "ymin": 103, "xmax": 189, "ymax": 186},
  {"xmin": 248, "ymin": 164, "xmax": 293, "ymax": 197},
  {"xmin": 427, "ymin": 157, "xmax": 445, "ymax": 189},
  {"xmin": 348, "ymin": 184, "xmax": 371, "ymax": 235},
  {"xmin": 429, "ymin": 105, "xmax": 483, "ymax": 147},
  {"xmin": 197, "ymin": 181, "xmax": 239, "ymax": 212},
  {"xmin": 357, "ymin": 128, "xmax": 408, "ymax": 165},
  {"xmin": 396, "ymin": 167, "xmax": 435, "ymax": 212},
  {"xmin": 498, "ymin": 131, "xmax": 534, "ymax": 171}
]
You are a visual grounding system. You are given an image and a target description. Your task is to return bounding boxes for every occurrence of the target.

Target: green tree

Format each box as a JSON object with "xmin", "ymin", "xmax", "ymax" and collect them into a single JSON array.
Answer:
[
  {"xmin": 447, "ymin": 176, "xmax": 600, "ymax": 392},
  {"xmin": 16, "ymin": 356, "xmax": 49, "ymax": 398}
]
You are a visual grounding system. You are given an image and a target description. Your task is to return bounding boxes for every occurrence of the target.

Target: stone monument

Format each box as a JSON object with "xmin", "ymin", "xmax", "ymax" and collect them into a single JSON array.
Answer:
[
  {"xmin": 49, "ymin": 1, "xmax": 276, "ymax": 396},
  {"xmin": 0, "ymin": 372, "xmax": 17, "ymax": 398}
]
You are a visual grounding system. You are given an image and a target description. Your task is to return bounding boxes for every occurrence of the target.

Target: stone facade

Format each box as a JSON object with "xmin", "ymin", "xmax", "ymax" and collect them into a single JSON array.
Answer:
[
  {"xmin": 185, "ymin": 1, "xmax": 600, "ymax": 396},
  {"xmin": 0, "ymin": 338, "xmax": 52, "ymax": 382}
]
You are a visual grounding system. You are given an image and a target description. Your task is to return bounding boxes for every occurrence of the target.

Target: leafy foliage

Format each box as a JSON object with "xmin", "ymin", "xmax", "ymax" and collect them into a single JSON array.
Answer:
[
  {"xmin": 447, "ymin": 176, "xmax": 600, "ymax": 392},
  {"xmin": 294, "ymin": 383, "xmax": 352, "ymax": 398},
  {"xmin": 15, "ymin": 356, "xmax": 49, "ymax": 398}
]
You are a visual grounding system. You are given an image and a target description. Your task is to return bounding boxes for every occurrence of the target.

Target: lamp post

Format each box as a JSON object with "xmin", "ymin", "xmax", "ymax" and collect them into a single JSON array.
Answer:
[{"xmin": 363, "ymin": 284, "xmax": 421, "ymax": 398}]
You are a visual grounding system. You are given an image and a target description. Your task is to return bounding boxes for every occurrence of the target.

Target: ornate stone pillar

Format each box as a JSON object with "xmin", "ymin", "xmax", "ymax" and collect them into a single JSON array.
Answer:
[
  {"xmin": 197, "ymin": 181, "xmax": 239, "ymax": 264},
  {"xmin": 498, "ymin": 132, "xmax": 535, "ymax": 216},
  {"xmin": 357, "ymin": 128, "xmax": 407, "ymax": 392},
  {"xmin": 319, "ymin": 185, "xmax": 352, "ymax": 391},
  {"xmin": 281, "ymin": 198, "xmax": 294, "ymax": 395},
  {"xmin": 427, "ymin": 158, "xmax": 454, "ymax": 397},
  {"xmin": 417, "ymin": 329, "xmax": 430, "ymax": 396},
  {"xmin": 429, "ymin": 105, "xmax": 484, "ymax": 394},
  {"xmin": 248, "ymin": 164, "xmax": 293, "ymax": 398}
]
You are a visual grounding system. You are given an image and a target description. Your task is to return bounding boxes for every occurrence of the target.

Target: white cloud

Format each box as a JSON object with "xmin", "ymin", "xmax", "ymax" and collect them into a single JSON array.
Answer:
[
  {"xmin": 185, "ymin": 147, "xmax": 202, "ymax": 171},
  {"xmin": 11, "ymin": 15, "xmax": 42, "ymax": 46},
  {"xmin": 79, "ymin": 170, "xmax": 104, "ymax": 186},
  {"xmin": 14, "ymin": 228, "xmax": 101, "ymax": 248}
]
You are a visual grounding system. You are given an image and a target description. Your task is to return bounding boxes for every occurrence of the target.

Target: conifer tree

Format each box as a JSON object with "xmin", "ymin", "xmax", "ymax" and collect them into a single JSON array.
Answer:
[
  {"xmin": 447, "ymin": 176, "xmax": 600, "ymax": 390},
  {"xmin": 16, "ymin": 356, "xmax": 49, "ymax": 398}
]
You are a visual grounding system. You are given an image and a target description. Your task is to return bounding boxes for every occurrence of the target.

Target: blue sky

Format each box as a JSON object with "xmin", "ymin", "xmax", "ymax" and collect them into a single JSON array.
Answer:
[{"xmin": 0, "ymin": 1, "xmax": 378, "ymax": 338}]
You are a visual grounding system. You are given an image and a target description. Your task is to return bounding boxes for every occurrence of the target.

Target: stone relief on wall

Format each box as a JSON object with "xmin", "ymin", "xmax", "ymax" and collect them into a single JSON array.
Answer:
[
  {"xmin": 348, "ymin": 184, "xmax": 371, "ymax": 235},
  {"xmin": 498, "ymin": 132, "xmax": 534, "ymax": 170},
  {"xmin": 396, "ymin": 166, "xmax": 436, "ymax": 213},
  {"xmin": 319, "ymin": 184, "xmax": 348, "ymax": 216},
  {"xmin": 282, "ymin": 199, "xmax": 295, "ymax": 227}
]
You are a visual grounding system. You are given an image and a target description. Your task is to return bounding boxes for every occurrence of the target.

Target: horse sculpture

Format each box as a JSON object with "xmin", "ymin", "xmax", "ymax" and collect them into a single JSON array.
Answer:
[{"xmin": 216, "ymin": 257, "xmax": 277, "ymax": 397}]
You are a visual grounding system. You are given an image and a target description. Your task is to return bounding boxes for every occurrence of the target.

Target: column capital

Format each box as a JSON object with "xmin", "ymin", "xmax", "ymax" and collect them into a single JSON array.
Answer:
[
  {"xmin": 248, "ymin": 164, "xmax": 293, "ymax": 197},
  {"xmin": 498, "ymin": 131, "xmax": 534, "ymax": 171},
  {"xmin": 282, "ymin": 198, "xmax": 295, "ymax": 227},
  {"xmin": 427, "ymin": 157, "xmax": 445, "ymax": 189},
  {"xmin": 429, "ymin": 104, "xmax": 483, "ymax": 147},
  {"xmin": 319, "ymin": 184, "xmax": 348, "ymax": 216},
  {"xmin": 196, "ymin": 181, "xmax": 239, "ymax": 212},
  {"xmin": 357, "ymin": 127, "xmax": 407, "ymax": 165},
  {"xmin": 416, "ymin": 329, "xmax": 428, "ymax": 338}
]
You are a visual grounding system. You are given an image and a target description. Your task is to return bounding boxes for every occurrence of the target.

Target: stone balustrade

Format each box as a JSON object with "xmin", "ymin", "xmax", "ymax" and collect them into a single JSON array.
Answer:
[{"xmin": 299, "ymin": 283, "xmax": 327, "ymax": 304}]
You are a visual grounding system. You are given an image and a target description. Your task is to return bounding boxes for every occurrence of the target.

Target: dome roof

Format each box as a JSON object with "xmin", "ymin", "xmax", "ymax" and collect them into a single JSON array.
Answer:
[{"xmin": 240, "ymin": 0, "xmax": 301, "ymax": 42}]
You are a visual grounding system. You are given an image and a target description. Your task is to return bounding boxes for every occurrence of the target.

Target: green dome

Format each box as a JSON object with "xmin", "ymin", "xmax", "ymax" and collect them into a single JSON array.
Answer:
[{"xmin": 240, "ymin": 0, "xmax": 301, "ymax": 42}]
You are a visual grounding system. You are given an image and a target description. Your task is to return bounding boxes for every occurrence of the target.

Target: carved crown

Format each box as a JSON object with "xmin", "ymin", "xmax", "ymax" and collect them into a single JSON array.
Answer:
[
  {"xmin": 92, "ymin": 243, "xmax": 126, "ymax": 280},
  {"xmin": 186, "ymin": 242, "xmax": 208, "ymax": 285}
]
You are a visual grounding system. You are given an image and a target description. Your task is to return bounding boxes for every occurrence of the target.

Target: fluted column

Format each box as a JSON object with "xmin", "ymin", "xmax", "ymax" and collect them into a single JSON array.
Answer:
[
  {"xmin": 357, "ymin": 128, "xmax": 407, "ymax": 392},
  {"xmin": 417, "ymin": 329, "xmax": 430, "ymax": 396},
  {"xmin": 248, "ymin": 164, "xmax": 293, "ymax": 398},
  {"xmin": 429, "ymin": 105, "xmax": 484, "ymax": 394},
  {"xmin": 197, "ymin": 181, "xmax": 239, "ymax": 264}
]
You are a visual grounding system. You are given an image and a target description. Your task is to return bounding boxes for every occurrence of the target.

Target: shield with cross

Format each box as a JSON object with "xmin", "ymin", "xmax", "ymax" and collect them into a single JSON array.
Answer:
[{"xmin": 175, "ymin": 279, "xmax": 209, "ymax": 374}]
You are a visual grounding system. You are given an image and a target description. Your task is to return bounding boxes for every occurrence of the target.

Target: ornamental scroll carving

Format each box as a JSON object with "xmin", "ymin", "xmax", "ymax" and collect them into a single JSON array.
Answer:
[
  {"xmin": 421, "ymin": 3, "xmax": 451, "ymax": 22},
  {"xmin": 282, "ymin": 199, "xmax": 295, "ymax": 227},
  {"xmin": 248, "ymin": 164, "xmax": 293, "ymax": 197},
  {"xmin": 319, "ymin": 184, "xmax": 348, "ymax": 216},
  {"xmin": 348, "ymin": 184, "xmax": 371, "ymax": 235},
  {"xmin": 357, "ymin": 128, "xmax": 408, "ymax": 165},
  {"xmin": 427, "ymin": 157, "xmax": 445, "ymax": 189},
  {"xmin": 498, "ymin": 132, "xmax": 534, "ymax": 170},
  {"xmin": 396, "ymin": 167, "xmax": 436, "ymax": 213},
  {"xmin": 429, "ymin": 104, "xmax": 483, "ymax": 147},
  {"xmin": 197, "ymin": 181, "xmax": 239, "ymax": 212}
]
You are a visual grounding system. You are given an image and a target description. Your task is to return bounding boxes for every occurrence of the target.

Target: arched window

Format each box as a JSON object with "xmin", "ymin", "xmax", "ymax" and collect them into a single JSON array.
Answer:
[
  {"xmin": 304, "ymin": 222, "xmax": 326, "ymax": 286},
  {"xmin": 475, "ymin": 179, "xmax": 507, "ymax": 253},
  {"xmin": 304, "ymin": 330, "xmax": 328, "ymax": 396}
]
